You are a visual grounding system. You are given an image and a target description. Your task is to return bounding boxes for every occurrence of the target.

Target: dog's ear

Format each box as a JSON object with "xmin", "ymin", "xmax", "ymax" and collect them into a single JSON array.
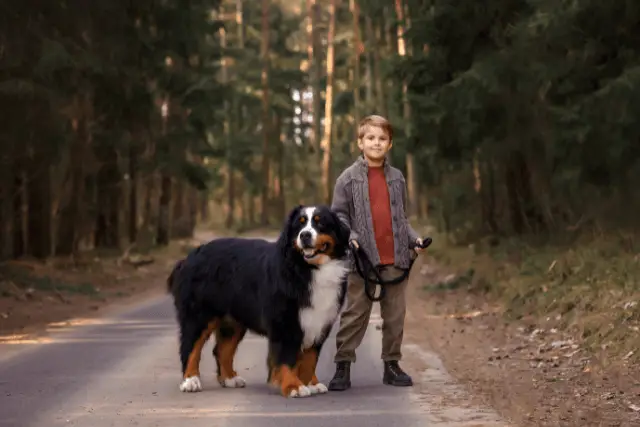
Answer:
[
  {"xmin": 279, "ymin": 205, "xmax": 304, "ymax": 249},
  {"xmin": 285, "ymin": 205, "xmax": 303, "ymax": 225}
]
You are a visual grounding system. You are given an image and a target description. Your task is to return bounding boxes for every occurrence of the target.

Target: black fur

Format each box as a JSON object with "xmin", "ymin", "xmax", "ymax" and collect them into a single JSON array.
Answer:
[{"xmin": 167, "ymin": 204, "xmax": 350, "ymax": 392}]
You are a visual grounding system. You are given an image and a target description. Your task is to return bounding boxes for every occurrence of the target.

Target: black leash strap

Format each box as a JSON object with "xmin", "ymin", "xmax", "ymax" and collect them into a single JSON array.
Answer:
[{"xmin": 350, "ymin": 237, "xmax": 432, "ymax": 302}]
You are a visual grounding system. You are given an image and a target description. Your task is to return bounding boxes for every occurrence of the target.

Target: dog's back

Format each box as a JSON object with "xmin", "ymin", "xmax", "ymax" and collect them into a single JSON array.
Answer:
[{"xmin": 167, "ymin": 237, "xmax": 281, "ymax": 332}]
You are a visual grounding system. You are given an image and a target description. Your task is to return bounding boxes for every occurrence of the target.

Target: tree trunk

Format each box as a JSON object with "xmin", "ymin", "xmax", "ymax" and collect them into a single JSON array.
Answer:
[
  {"xmin": 128, "ymin": 137, "xmax": 138, "ymax": 244},
  {"xmin": 94, "ymin": 146, "xmax": 121, "ymax": 249},
  {"xmin": 219, "ymin": 22, "xmax": 235, "ymax": 230},
  {"xmin": 260, "ymin": 0, "xmax": 271, "ymax": 226},
  {"xmin": 275, "ymin": 114, "xmax": 286, "ymax": 220},
  {"xmin": 308, "ymin": 0, "xmax": 322, "ymax": 155},
  {"xmin": 0, "ymin": 152, "xmax": 14, "ymax": 260},
  {"xmin": 57, "ymin": 95, "xmax": 92, "ymax": 256},
  {"xmin": 27, "ymin": 144, "xmax": 52, "ymax": 259},
  {"xmin": 367, "ymin": 17, "xmax": 386, "ymax": 117},
  {"xmin": 157, "ymin": 173, "xmax": 172, "ymax": 245},
  {"xmin": 157, "ymin": 97, "xmax": 172, "ymax": 246},
  {"xmin": 13, "ymin": 169, "xmax": 28, "ymax": 258},
  {"xmin": 320, "ymin": 0, "xmax": 337, "ymax": 204},
  {"xmin": 394, "ymin": 0, "xmax": 419, "ymax": 219},
  {"xmin": 504, "ymin": 150, "xmax": 544, "ymax": 235},
  {"xmin": 199, "ymin": 191, "xmax": 209, "ymax": 223},
  {"xmin": 171, "ymin": 179, "xmax": 186, "ymax": 237},
  {"xmin": 350, "ymin": 0, "xmax": 362, "ymax": 153}
]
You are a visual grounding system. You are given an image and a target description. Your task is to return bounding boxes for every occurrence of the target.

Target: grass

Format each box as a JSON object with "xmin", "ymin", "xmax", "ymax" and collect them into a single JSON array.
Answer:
[
  {"xmin": 419, "ymin": 226, "xmax": 640, "ymax": 364},
  {"xmin": 0, "ymin": 264, "xmax": 100, "ymax": 296}
]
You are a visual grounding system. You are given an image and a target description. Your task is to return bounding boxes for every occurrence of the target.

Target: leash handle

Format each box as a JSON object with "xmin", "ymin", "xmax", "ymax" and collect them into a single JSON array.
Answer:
[
  {"xmin": 349, "ymin": 240, "xmax": 414, "ymax": 302},
  {"xmin": 408, "ymin": 236, "xmax": 433, "ymax": 250}
]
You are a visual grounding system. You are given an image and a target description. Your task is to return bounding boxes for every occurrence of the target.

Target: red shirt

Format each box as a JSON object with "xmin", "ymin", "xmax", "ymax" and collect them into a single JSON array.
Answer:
[{"xmin": 367, "ymin": 166, "xmax": 395, "ymax": 265}]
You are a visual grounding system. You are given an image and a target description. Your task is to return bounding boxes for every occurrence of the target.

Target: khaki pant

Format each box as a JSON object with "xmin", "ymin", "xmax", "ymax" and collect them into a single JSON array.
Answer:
[{"xmin": 334, "ymin": 266, "xmax": 409, "ymax": 362}]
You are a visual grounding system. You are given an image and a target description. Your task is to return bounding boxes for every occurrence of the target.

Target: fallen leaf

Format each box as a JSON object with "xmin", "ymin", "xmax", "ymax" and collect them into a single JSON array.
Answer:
[{"xmin": 628, "ymin": 403, "xmax": 640, "ymax": 412}]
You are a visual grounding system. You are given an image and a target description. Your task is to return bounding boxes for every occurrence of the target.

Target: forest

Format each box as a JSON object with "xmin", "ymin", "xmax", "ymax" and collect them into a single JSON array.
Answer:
[
  {"xmin": 2, "ymin": 0, "xmax": 639, "ymax": 259},
  {"xmin": 2, "ymin": 1, "xmax": 640, "ymax": 423}
]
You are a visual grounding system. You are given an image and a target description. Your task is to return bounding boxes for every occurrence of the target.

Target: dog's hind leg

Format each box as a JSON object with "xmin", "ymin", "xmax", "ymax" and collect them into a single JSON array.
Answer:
[
  {"xmin": 213, "ymin": 318, "xmax": 247, "ymax": 388},
  {"xmin": 179, "ymin": 318, "xmax": 218, "ymax": 392}
]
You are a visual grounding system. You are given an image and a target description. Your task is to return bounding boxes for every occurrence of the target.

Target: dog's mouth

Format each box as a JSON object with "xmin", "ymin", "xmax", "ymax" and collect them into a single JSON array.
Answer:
[{"xmin": 301, "ymin": 242, "xmax": 330, "ymax": 259}]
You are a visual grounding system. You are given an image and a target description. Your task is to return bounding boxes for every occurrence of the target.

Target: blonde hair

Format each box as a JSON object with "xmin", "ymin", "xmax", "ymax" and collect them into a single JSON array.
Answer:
[{"xmin": 357, "ymin": 115, "xmax": 393, "ymax": 140}]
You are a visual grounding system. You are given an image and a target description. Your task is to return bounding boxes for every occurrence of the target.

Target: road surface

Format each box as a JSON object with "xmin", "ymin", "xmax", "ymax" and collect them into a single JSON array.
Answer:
[{"xmin": 0, "ymin": 288, "xmax": 506, "ymax": 427}]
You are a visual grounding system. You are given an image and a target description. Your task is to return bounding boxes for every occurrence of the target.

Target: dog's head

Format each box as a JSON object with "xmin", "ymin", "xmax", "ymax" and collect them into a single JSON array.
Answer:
[{"xmin": 282, "ymin": 205, "xmax": 350, "ymax": 266}]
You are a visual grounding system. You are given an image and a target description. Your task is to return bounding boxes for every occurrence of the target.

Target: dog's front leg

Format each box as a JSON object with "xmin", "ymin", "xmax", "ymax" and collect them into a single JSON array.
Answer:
[
  {"xmin": 268, "ymin": 338, "xmax": 311, "ymax": 398},
  {"xmin": 297, "ymin": 344, "xmax": 327, "ymax": 395}
]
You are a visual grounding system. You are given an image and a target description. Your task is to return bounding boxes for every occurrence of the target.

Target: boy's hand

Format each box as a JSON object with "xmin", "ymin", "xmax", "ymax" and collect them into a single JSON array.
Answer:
[
  {"xmin": 414, "ymin": 238, "xmax": 425, "ymax": 254},
  {"xmin": 350, "ymin": 240, "xmax": 360, "ymax": 250}
]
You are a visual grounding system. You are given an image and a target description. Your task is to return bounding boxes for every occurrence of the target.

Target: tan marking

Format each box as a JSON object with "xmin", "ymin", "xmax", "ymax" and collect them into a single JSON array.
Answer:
[
  {"xmin": 304, "ymin": 253, "xmax": 331, "ymax": 266},
  {"xmin": 277, "ymin": 365, "xmax": 305, "ymax": 397},
  {"xmin": 215, "ymin": 324, "xmax": 244, "ymax": 382},
  {"xmin": 315, "ymin": 234, "xmax": 336, "ymax": 255},
  {"xmin": 184, "ymin": 320, "xmax": 218, "ymax": 378},
  {"xmin": 296, "ymin": 348, "xmax": 319, "ymax": 386}
]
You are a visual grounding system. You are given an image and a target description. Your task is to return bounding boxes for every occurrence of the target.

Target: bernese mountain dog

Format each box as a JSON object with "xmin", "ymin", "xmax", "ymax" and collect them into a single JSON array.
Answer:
[{"xmin": 167, "ymin": 204, "xmax": 351, "ymax": 398}]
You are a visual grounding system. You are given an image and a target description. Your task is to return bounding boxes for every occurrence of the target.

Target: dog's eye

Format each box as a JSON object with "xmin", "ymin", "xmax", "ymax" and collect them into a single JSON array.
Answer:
[{"xmin": 299, "ymin": 217, "xmax": 306, "ymax": 223}]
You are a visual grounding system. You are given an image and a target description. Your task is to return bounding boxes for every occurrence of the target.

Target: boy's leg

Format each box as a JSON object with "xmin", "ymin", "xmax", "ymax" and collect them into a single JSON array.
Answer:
[
  {"xmin": 378, "ymin": 266, "xmax": 412, "ymax": 386},
  {"xmin": 328, "ymin": 272, "xmax": 373, "ymax": 391},
  {"xmin": 334, "ymin": 272, "xmax": 374, "ymax": 362}
]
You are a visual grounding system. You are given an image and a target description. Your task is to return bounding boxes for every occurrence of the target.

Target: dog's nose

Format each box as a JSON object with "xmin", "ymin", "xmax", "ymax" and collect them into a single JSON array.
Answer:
[{"xmin": 300, "ymin": 231, "xmax": 312, "ymax": 244}]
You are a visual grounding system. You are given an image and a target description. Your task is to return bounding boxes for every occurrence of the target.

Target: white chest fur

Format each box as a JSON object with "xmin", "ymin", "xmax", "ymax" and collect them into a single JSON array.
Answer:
[{"xmin": 299, "ymin": 258, "xmax": 349, "ymax": 348}]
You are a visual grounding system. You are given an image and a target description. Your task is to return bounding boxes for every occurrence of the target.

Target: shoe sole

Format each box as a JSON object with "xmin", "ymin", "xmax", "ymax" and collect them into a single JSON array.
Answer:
[
  {"xmin": 328, "ymin": 381, "xmax": 351, "ymax": 391},
  {"xmin": 383, "ymin": 378, "xmax": 413, "ymax": 387}
]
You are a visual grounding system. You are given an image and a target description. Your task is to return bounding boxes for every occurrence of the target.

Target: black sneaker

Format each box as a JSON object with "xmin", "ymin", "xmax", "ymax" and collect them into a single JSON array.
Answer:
[
  {"xmin": 383, "ymin": 360, "xmax": 413, "ymax": 386},
  {"xmin": 328, "ymin": 361, "xmax": 351, "ymax": 391}
]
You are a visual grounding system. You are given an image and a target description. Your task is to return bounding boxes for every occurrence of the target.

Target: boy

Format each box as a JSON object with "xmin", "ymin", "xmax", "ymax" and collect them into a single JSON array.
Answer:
[{"xmin": 328, "ymin": 114, "xmax": 425, "ymax": 391}]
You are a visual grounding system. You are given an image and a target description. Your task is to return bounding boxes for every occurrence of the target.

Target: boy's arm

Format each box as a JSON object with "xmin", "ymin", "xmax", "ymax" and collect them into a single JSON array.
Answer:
[
  {"xmin": 401, "ymin": 181, "xmax": 420, "ymax": 245},
  {"xmin": 331, "ymin": 175, "xmax": 359, "ymax": 243}
]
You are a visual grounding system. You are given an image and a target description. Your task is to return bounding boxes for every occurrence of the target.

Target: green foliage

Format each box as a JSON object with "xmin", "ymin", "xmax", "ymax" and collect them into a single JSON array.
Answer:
[{"xmin": 391, "ymin": 0, "xmax": 640, "ymax": 236}]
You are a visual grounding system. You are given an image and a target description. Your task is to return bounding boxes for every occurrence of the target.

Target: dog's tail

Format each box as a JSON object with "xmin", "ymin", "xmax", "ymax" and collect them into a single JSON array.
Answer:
[{"xmin": 166, "ymin": 259, "xmax": 185, "ymax": 294}]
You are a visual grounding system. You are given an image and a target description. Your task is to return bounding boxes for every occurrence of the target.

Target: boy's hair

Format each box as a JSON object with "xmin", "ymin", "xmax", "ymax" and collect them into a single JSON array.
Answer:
[{"xmin": 358, "ymin": 115, "xmax": 393, "ymax": 141}]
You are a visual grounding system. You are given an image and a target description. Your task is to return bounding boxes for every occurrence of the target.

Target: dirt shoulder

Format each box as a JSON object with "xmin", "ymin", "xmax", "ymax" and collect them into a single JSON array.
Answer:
[
  {"xmin": 0, "ymin": 228, "xmax": 281, "ymax": 340},
  {"xmin": 0, "ymin": 234, "xmax": 209, "ymax": 339},
  {"xmin": 405, "ymin": 249, "xmax": 640, "ymax": 427}
]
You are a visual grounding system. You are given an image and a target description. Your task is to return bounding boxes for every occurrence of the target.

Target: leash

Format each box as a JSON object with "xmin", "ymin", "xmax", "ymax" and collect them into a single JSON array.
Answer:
[{"xmin": 349, "ymin": 237, "xmax": 432, "ymax": 302}]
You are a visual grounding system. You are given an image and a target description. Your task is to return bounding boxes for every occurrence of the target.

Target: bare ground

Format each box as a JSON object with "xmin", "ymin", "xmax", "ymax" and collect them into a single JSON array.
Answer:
[
  {"xmin": 0, "ymin": 235, "xmax": 204, "ymax": 338},
  {"xmin": 406, "ymin": 253, "xmax": 640, "ymax": 427}
]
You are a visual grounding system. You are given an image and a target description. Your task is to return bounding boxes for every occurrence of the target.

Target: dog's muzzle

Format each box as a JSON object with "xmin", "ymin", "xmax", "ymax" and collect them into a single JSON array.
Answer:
[{"xmin": 297, "ymin": 231, "xmax": 330, "ymax": 259}]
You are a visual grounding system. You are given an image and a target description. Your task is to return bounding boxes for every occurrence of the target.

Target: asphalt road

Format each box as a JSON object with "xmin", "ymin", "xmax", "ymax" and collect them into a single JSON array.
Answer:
[{"xmin": 0, "ymin": 278, "xmax": 506, "ymax": 427}]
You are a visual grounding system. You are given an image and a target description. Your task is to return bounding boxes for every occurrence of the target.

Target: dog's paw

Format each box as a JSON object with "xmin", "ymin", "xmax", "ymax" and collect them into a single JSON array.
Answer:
[
  {"xmin": 289, "ymin": 385, "xmax": 312, "ymax": 398},
  {"xmin": 220, "ymin": 376, "xmax": 246, "ymax": 388},
  {"xmin": 179, "ymin": 376, "xmax": 202, "ymax": 392},
  {"xmin": 308, "ymin": 382, "xmax": 328, "ymax": 394}
]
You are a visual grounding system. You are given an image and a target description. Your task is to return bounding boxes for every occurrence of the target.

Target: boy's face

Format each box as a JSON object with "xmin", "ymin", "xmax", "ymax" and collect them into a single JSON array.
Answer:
[{"xmin": 357, "ymin": 125, "xmax": 392, "ymax": 163}]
